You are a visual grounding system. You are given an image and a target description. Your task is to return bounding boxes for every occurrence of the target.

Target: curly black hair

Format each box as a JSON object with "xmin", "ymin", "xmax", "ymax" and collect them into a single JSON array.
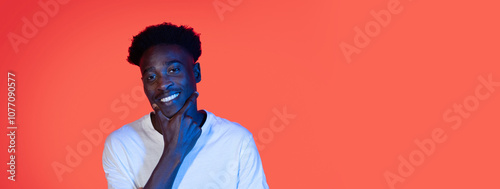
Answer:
[{"xmin": 127, "ymin": 22, "xmax": 202, "ymax": 66}]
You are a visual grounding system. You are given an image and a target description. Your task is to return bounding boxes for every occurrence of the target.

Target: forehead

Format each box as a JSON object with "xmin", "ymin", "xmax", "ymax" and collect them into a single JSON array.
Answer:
[{"xmin": 139, "ymin": 44, "xmax": 194, "ymax": 70}]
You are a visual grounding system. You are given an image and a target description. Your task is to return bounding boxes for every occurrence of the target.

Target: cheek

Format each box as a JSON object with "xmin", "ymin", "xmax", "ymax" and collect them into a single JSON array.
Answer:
[
  {"xmin": 171, "ymin": 74, "xmax": 189, "ymax": 85},
  {"xmin": 143, "ymin": 85, "xmax": 155, "ymax": 98},
  {"xmin": 177, "ymin": 78, "xmax": 195, "ymax": 90}
]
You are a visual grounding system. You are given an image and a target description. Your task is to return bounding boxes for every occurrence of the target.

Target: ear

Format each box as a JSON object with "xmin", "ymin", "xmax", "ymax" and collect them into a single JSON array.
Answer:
[{"xmin": 193, "ymin": 62, "xmax": 201, "ymax": 83}]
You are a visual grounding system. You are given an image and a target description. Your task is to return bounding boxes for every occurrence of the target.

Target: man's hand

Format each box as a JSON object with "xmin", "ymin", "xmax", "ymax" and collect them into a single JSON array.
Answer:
[
  {"xmin": 151, "ymin": 92, "xmax": 201, "ymax": 161},
  {"xmin": 143, "ymin": 92, "xmax": 201, "ymax": 189}
]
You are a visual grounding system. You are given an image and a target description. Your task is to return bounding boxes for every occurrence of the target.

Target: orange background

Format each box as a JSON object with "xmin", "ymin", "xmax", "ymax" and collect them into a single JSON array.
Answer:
[{"xmin": 1, "ymin": 0, "xmax": 500, "ymax": 188}]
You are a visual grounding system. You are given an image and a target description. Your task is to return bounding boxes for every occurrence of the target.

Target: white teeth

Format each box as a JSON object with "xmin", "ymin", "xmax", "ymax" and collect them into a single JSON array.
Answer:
[{"xmin": 160, "ymin": 93, "xmax": 179, "ymax": 103}]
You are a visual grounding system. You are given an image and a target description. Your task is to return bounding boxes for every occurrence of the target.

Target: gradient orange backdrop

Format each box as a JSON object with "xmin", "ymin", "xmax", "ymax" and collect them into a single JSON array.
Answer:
[{"xmin": 1, "ymin": 0, "xmax": 500, "ymax": 188}]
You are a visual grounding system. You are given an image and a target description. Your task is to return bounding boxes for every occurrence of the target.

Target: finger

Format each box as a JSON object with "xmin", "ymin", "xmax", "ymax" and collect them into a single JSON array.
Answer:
[
  {"xmin": 183, "ymin": 115, "xmax": 193, "ymax": 125},
  {"xmin": 174, "ymin": 91, "xmax": 199, "ymax": 118},
  {"xmin": 191, "ymin": 121, "xmax": 198, "ymax": 129},
  {"xmin": 186, "ymin": 121, "xmax": 201, "ymax": 137},
  {"xmin": 182, "ymin": 115, "xmax": 193, "ymax": 129},
  {"xmin": 152, "ymin": 103, "xmax": 160, "ymax": 113},
  {"xmin": 179, "ymin": 115, "xmax": 193, "ymax": 137},
  {"xmin": 152, "ymin": 103, "xmax": 170, "ymax": 123},
  {"xmin": 189, "ymin": 124, "xmax": 202, "ymax": 143},
  {"xmin": 187, "ymin": 119, "xmax": 199, "ymax": 130},
  {"xmin": 191, "ymin": 122, "xmax": 201, "ymax": 135}
]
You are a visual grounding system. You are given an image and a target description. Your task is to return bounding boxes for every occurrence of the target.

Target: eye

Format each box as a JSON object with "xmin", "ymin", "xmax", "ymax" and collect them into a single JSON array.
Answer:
[
  {"xmin": 168, "ymin": 67, "xmax": 180, "ymax": 73},
  {"xmin": 145, "ymin": 73, "xmax": 156, "ymax": 81}
]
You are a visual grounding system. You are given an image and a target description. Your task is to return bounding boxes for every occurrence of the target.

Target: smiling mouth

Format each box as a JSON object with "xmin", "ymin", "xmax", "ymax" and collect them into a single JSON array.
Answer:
[{"xmin": 160, "ymin": 93, "xmax": 180, "ymax": 103}]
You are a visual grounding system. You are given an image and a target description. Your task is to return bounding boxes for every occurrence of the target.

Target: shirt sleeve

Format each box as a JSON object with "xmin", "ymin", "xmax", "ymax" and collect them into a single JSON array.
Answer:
[
  {"xmin": 102, "ymin": 136, "xmax": 137, "ymax": 189},
  {"xmin": 237, "ymin": 135, "xmax": 269, "ymax": 189}
]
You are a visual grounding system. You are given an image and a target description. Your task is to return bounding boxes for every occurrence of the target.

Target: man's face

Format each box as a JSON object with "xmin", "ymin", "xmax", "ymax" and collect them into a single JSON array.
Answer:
[{"xmin": 139, "ymin": 44, "xmax": 201, "ymax": 118}]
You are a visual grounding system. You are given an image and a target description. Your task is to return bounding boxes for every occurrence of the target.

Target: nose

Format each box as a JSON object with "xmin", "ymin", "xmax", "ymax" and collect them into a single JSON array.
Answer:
[{"xmin": 157, "ymin": 75, "xmax": 173, "ymax": 91}]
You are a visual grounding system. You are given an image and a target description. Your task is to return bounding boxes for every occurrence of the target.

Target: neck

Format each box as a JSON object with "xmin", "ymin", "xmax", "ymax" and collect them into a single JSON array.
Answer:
[{"xmin": 151, "ymin": 106, "xmax": 207, "ymax": 135}]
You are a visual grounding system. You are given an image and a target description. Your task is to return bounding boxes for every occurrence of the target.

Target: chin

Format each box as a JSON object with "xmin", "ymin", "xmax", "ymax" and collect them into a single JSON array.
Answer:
[{"xmin": 159, "ymin": 104, "xmax": 182, "ymax": 118}]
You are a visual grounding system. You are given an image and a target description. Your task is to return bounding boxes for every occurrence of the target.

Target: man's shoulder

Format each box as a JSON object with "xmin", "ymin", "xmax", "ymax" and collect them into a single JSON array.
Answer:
[
  {"xmin": 104, "ymin": 114, "xmax": 150, "ymax": 145},
  {"xmin": 206, "ymin": 111, "xmax": 253, "ymax": 140}
]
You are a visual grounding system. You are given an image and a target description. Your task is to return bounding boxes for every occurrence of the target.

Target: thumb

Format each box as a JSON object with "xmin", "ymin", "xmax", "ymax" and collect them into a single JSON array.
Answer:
[{"xmin": 152, "ymin": 103, "xmax": 170, "ymax": 122}]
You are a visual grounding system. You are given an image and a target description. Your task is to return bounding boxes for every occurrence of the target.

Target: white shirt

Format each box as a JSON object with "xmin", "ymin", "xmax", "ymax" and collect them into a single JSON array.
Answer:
[{"xmin": 102, "ymin": 110, "xmax": 269, "ymax": 189}]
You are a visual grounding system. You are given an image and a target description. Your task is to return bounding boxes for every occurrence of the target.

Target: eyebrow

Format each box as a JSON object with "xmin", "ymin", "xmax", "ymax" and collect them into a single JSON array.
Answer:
[{"xmin": 141, "ymin": 60, "xmax": 182, "ymax": 75}]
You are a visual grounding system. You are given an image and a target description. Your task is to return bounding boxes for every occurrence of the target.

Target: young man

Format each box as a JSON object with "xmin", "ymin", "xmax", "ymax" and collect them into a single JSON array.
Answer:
[{"xmin": 102, "ymin": 23, "xmax": 268, "ymax": 189}]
